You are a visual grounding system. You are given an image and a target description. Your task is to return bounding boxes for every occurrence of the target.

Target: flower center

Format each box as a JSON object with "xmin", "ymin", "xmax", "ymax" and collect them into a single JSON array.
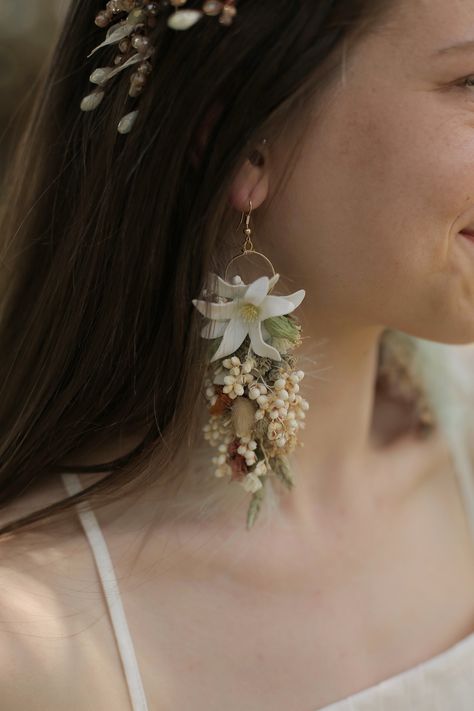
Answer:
[{"xmin": 239, "ymin": 302, "xmax": 260, "ymax": 322}]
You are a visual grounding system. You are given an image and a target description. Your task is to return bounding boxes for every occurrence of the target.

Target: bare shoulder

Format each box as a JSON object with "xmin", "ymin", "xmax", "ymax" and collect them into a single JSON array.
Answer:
[{"xmin": 0, "ymin": 475, "xmax": 130, "ymax": 709}]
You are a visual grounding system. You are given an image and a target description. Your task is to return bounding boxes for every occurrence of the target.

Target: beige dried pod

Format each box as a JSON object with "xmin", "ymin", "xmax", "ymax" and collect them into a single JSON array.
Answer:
[{"xmin": 231, "ymin": 396, "xmax": 257, "ymax": 438}]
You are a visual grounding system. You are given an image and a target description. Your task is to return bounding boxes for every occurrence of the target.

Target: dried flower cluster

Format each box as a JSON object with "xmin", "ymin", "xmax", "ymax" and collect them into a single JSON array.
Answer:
[
  {"xmin": 81, "ymin": 0, "xmax": 238, "ymax": 133},
  {"xmin": 194, "ymin": 273, "xmax": 309, "ymax": 529},
  {"xmin": 377, "ymin": 330, "xmax": 436, "ymax": 437}
]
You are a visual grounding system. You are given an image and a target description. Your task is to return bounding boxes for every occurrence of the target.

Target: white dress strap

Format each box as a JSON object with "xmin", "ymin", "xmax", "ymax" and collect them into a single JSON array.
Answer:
[{"xmin": 61, "ymin": 473, "xmax": 149, "ymax": 711}]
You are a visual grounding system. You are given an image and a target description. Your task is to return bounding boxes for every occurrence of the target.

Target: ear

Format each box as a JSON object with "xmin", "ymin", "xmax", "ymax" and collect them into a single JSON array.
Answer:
[
  {"xmin": 227, "ymin": 146, "xmax": 270, "ymax": 212},
  {"xmin": 190, "ymin": 104, "xmax": 270, "ymax": 212}
]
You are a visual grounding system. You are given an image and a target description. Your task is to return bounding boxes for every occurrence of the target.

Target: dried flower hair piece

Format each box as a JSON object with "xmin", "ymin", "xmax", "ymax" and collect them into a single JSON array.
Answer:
[{"xmin": 80, "ymin": 0, "xmax": 238, "ymax": 134}]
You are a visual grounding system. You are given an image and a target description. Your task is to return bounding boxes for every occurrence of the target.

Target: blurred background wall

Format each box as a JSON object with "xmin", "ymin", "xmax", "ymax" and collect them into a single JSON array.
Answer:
[{"xmin": 0, "ymin": 0, "xmax": 70, "ymax": 186}]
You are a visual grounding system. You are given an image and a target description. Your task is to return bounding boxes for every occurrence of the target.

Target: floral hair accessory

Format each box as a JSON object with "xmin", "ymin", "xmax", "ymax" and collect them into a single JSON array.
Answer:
[
  {"xmin": 80, "ymin": 0, "xmax": 238, "ymax": 134},
  {"xmin": 192, "ymin": 201, "xmax": 309, "ymax": 530}
]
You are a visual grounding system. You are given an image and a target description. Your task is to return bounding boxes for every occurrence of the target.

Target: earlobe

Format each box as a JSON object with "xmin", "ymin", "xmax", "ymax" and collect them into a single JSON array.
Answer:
[{"xmin": 228, "ymin": 146, "xmax": 270, "ymax": 212}]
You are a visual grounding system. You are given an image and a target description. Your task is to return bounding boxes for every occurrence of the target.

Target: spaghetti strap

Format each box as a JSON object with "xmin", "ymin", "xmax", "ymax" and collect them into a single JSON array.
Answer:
[{"xmin": 61, "ymin": 473, "xmax": 149, "ymax": 711}]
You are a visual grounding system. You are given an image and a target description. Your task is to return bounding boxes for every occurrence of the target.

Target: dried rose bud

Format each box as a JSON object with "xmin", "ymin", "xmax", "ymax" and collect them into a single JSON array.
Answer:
[{"xmin": 95, "ymin": 11, "xmax": 112, "ymax": 28}]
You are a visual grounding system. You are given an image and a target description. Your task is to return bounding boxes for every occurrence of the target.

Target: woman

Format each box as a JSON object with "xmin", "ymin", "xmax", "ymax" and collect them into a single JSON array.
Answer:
[{"xmin": 1, "ymin": 0, "xmax": 474, "ymax": 708}]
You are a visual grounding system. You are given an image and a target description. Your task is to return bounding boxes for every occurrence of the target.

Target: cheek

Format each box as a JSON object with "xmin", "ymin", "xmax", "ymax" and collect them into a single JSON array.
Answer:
[
  {"xmin": 278, "ymin": 100, "xmax": 435, "ymax": 303},
  {"xmin": 268, "ymin": 84, "xmax": 474, "ymax": 334},
  {"xmin": 310, "ymin": 92, "xmax": 468, "ymax": 282}
]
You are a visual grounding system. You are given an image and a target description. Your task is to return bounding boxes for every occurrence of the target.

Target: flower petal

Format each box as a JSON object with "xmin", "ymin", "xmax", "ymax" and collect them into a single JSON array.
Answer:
[
  {"xmin": 86, "ymin": 22, "xmax": 135, "ymax": 58},
  {"xmin": 283, "ymin": 289, "xmax": 305, "ymax": 310},
  {"xmin": 192, "ymin": 298, "xmax": 235, "ymax": 321},
  {"xmin": 248, "ymin": 321, "xmax": 281, "ymax": 361},
  {"xmin": 209, "ymin": 272, "xmax": 281, "ymax": 299},
  {"xmin": 89, "ymin": 50, "xmax": 153, "ymax": 86},
  {"xmin": 268, "ymin": 273, "xmax": 280, "ymax": 292},
  {"xmin": 210, "ymin": 273, "xmax": 248, "ymax": 299},
  {"xmin": 243, "ymin": 276, "xmax": 269, "ymax": 307},
  {"xmin": 201, "ymin": 320, "xmax": 227, "ymax": 339},
  {"xmin": 259, "ymin": 295, "xmax": 295, "ymax": 321},
  {"xmin": 210, "ymin": 318, "xmax": 249, "ymax": 362}
]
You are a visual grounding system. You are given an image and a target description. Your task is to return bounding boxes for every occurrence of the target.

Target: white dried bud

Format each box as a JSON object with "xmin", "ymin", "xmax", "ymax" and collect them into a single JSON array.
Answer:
[{"xmin": 80, "ymin": 90, "xmax": 105, "ymax": 111}]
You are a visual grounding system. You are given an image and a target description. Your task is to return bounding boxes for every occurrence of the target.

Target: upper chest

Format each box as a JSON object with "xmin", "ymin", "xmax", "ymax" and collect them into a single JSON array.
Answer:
[
  {"xmin": 87, "ymin": 446, "xmax": 474, "ymax": 710},
  {"xmin": 4, "ymin": 433, "xmax": 474, "ymax": 711}
]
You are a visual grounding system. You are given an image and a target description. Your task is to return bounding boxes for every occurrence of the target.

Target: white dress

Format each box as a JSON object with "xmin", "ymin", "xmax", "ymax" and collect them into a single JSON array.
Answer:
[{"xmin": 61, "ymin": 461, "xmax": 474, "ymax": 711}]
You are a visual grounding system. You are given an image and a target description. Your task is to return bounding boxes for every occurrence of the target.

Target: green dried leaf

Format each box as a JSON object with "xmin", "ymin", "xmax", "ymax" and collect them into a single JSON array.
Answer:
[
  {"xmin": 269, "ymin": 456, "xmax": 294, "ymax": 491},
  {"xmin": 246, "ymin": 477, "xmax": 266, "ymax": 530},
  {"xmin": 207, "ymin": 337, "xmax": 223, "ymax": 360},
  {"xmin": 264, "ymin": 315, "xmax": 301, "ymax": 343}
]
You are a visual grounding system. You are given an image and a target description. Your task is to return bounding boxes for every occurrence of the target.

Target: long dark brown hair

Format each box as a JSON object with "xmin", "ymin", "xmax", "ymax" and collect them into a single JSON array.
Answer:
[{"xmin": 0, "ymin": 0, "xmax": 397, "ymax": 541}]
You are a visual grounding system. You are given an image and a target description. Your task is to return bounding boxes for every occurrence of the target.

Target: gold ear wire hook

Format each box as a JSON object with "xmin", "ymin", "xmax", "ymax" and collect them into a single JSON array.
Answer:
[
  {"xmin": 236, "ymin": 198, "xmax": 252, "ymax": 232},
  {"xmin": 224, "ymin": 197, "xmax": 276, "ymax": 281},
  {"xmin": 242, "ymin": 199, "xmax": 254, "ymax": 252}
]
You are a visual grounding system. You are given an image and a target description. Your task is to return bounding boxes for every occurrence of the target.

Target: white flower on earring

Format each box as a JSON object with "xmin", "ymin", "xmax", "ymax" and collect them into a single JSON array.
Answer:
[{"xmin": 192, "ymin": 274, "xmax": 305, "ymax": 362}]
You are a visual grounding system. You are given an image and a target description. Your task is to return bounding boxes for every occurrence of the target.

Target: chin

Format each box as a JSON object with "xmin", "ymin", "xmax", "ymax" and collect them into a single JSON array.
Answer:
[
  {"xmin": 391, "ymin": 316, "xmax": 474, "ymax": 347},
  {"xmin": 407, "ymin": 325, "xmax": 474, "ymax": 347}
]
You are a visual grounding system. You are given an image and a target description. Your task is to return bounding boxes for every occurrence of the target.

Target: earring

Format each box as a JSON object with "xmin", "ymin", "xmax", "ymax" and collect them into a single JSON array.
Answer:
[{"xmin": 192, "ymin": 198, "xmax": 309, "ymax": 530}]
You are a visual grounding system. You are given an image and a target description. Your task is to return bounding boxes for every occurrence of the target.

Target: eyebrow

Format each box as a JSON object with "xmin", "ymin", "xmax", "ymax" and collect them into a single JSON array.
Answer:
[{"xmin": 434, "ymin": 39, "xmax": 474, "ymax": 56}]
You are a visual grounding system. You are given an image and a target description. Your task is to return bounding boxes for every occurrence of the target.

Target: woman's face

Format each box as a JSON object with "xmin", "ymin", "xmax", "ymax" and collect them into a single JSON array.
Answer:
[{"xmin": 263, "ymin": 0, "xmax": 474, "ymax": 344}]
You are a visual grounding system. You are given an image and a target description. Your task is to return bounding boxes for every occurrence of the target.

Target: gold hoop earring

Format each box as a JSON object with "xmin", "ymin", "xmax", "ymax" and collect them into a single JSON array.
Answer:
[
  {"xmin": 192, "ymin": 198, "xmax": 309, "ymax": 530},
  {"xmin": 224, "ymin": 200, "xmax": 276, "ymax": 282}
]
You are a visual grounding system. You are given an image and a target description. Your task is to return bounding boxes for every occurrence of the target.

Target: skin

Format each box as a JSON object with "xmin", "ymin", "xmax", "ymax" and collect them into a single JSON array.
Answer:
[
  {"xmin": 229, "ymin": 0, "xmax": 474, "ymax": 531},
  {"xmin": 3, "ymin": 3, "xmax": 474, "ymax": 708}
]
